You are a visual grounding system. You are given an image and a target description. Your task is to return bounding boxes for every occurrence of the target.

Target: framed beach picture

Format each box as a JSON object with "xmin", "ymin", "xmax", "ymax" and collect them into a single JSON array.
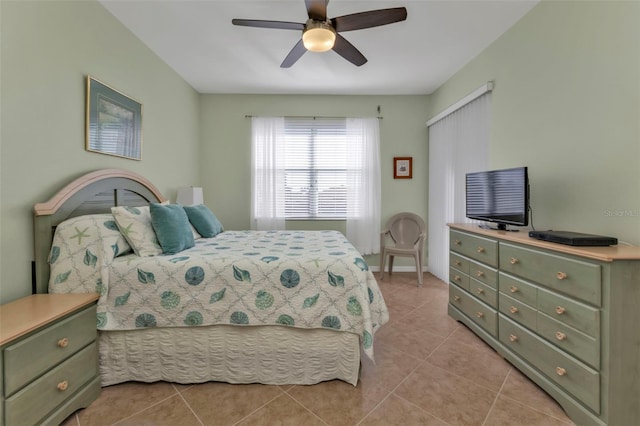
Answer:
[
  {"xmin": 393, "ymin": 157, "xmax": 412, "ymax": 179},
  {"xmin": 86, "ymin": 76, "xmax": 142, "ymax": 160}
]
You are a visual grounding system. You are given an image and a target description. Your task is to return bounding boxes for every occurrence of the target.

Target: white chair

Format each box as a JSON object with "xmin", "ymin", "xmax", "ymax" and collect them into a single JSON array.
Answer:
[{"xmin": 379, "ymin": 212, "xmax": 426, "ymax": 286}]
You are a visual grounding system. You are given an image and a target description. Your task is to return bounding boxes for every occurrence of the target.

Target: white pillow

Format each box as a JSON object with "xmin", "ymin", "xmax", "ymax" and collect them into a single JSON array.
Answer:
[{"xmin": 111, "ymin": 205, "xmax": 164, "ymax": 257}]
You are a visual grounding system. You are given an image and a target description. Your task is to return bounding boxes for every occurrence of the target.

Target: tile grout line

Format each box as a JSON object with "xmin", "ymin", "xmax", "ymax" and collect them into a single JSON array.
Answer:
[
  {"xmin": 109, "ymin": 391, "xmax": 184, "ymax": 426},
  {"xmin": 173, "ymin": 383, "xmax": 205, "ymax": 426},
  {"xmin": 481, "ymin": 366, "xmax": 513, "ymax": 426},
  {"xmin": 281, "ymin": 389, "xmax": 332, "ymax": 426},
  {"xmin": 356, "ymin": 327, "xmax": 458, "ymax": 426}
]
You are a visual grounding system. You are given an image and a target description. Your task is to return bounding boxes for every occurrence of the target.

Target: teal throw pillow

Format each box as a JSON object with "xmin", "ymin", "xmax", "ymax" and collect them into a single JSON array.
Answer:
[
  {"xmin": 183, "ymin": 204, "xmax": 223, "ymax": 238},
  {"xmin": 149, "ymin": 203, "xmax": 195, "ymax": 254}
]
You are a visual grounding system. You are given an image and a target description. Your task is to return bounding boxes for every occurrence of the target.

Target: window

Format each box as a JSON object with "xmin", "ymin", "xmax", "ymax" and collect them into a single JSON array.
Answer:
[
  {"xmin": 251, "ymin": 116, "xmax": 381, "ymax": 254},
  {"xmin": 284, "ymin": 117, "xmax": 347, "ymax": 219}
]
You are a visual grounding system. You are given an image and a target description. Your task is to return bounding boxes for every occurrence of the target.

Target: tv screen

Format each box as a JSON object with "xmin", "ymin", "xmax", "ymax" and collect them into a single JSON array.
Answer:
[{"xmin": 465, "ymin": 166, "xmax": 529, "ymax": 230}]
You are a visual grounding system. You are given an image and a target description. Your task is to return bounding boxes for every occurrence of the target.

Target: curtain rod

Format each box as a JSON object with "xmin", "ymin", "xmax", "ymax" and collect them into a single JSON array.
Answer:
[{"xmin": 245, "ymin": 114, "xmax": 383, "ymax": 119}]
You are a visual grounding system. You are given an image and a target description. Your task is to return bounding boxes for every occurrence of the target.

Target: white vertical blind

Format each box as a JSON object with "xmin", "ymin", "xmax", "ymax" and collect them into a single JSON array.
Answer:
[{"xmin": 427, "ymin": 92, "xmax": 492, "ymax": 281}]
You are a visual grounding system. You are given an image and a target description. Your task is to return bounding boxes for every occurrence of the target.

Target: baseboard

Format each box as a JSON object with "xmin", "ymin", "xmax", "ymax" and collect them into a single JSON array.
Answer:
[{"xmin": 370, "ymin": 266, "xmax": 427, "ymax": 273}]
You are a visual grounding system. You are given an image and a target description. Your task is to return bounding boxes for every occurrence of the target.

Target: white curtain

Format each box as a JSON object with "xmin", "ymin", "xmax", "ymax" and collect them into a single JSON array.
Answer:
[
  {"xmin": 428, "ymin": 93, "xmax": 491, "ymax": 281},
  {"xmin": 251, "ymin": 117, "xmax": 286, "ymax": 230},
  {"xmin": 346, "ymin": 118, "xmax": 381, "ymax": 255}
]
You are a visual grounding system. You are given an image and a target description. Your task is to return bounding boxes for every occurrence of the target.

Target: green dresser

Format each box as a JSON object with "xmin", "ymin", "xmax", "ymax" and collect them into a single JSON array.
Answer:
[
  {"xmin": 0, "ymin": 294, "xmax": 101, "ymax": 426},
  {"xmin": 448, "ymin": 224, "xmax": 640, "ymax": 426}
]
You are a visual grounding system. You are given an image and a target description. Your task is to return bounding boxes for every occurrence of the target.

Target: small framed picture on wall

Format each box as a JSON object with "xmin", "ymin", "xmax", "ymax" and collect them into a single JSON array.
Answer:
[{"xmin": 393, "ymin": 157, "xmax": 412, "ymax": 179}]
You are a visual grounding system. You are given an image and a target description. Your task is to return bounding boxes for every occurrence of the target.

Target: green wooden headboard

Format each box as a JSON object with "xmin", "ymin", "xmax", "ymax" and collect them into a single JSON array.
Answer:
[{"xmin": 33, "ymin": 169, "xmax": 167, "ymax": 294}]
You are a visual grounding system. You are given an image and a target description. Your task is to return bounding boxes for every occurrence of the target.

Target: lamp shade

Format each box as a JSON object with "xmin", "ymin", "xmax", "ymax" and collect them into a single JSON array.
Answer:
[{"xmin": 176, "ymin": 187, "xmax": 204, "ymax": 206}]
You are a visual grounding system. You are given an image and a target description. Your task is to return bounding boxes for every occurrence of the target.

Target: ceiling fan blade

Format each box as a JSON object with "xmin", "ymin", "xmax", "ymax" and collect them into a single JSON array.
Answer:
[
  {"xmin": 332, "ymin": 34, "xmax": 367, "ymax": 66},
  {"xmin": 332, "ymin": 7, "xmax": 407, "ymax": 32},
  {"xmin": 232, "ymin": 19, "xmax": 304, "ymax": 31},
  {"xmin": 281, "ymin": 39, "xmax": 307, "ymax": 68},
  {"xmin": 305, "ymin": 0, "xmax": 328, "ymax": 21}
]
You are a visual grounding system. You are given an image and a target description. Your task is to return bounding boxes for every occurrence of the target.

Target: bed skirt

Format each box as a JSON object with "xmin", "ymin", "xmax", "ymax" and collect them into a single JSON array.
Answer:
[{"xmin": 98, "ymin": 325, "xmax": 361, "ymax": 387}]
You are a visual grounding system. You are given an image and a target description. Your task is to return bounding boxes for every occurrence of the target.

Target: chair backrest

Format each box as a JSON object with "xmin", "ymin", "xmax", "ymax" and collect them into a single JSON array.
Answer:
[{"xmin": 385, "ymin": 212, "xmax": 426, "ymax": 249}]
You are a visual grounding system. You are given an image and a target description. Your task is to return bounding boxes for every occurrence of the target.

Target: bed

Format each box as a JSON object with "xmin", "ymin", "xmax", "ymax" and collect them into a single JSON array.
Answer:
[{"xmin": 33, "ymin": 169, "xmax": 388, "ymax": 386}]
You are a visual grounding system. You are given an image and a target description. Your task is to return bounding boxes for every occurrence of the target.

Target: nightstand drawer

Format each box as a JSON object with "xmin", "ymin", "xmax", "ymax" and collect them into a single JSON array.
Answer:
[
  {"xmin": 499, "ymin": 293, "xmax": 537, "ymax": 331},
  {"xmin": 450, "ymin": 253, "xmax": 470, "ymax": 275},
  {"xmin": 499, "ymin": 317, "xmax": 600, "ymax": 413},
  {"xmin": 498, "ymin": 272, "xmax": 537, "ymax": 307},
  {"xmin": 538, "ymin": 288, "xmax": 600, "ymax": 338},
  {"xmin": 449, "ymin": 267, "xmax": 469, "ymax": 290},
  {"xmin": 499, "ymin": 243, "xmax": 602, "ymax": 306},
  {"xmin": 450, "ymin": 230, "xmax": 498, "ymax": 267},
  {"xmin": 537, "ymin": 311, "xmax": 600, "ymax": 369},
  {"xmin": 4, "ymin": 305, "xmax": 97, "ymax": 396},
  {"xmin": 449, "ymin": 284, "xmax": 497, "ymax": 336},
  {"xmin": 5, "ymin": 342, "xmax": 98, "ymax": 426}
]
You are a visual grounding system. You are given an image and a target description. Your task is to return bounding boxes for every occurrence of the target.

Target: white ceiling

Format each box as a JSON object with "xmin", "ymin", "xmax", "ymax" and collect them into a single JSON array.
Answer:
[{"xmin": 100, "ymin": 0, "xmax": 538, "ymax": 95}]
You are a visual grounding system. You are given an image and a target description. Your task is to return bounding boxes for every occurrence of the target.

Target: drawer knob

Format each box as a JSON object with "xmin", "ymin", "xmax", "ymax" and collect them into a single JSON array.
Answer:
[
  {"xmin": 455, "ymin": 260, "xmax": 461, "ymax": 266},
  {"xmin": 454, "ymin": 295, "xmax": 461, "ymax": 302},
  {"xmin": 477, "ymin": 247, "xmax": 486, "ymax": 253},
  {"xmin": 57, "ymin": 380, "xmax": 69, "ymax": 391},
  {"xmin": 476, "ymin": 288, "xmax": 484, "ymax": 294},
  {"xmin": 556, "ymin": 271, "xmax": 568, "ymax": 280},
  {"xmin": 556, "ymin": 367, "xmax": 567, "ymax": 376},
  {"xmin": 57, "ymin": 338, "xmax": 69, "ymax": 348},
  {"xmin": 510, "ymin": 257, "xmax": 519, "ymax": 265},
  {"xmin": 476, "ymin": 311, "xmax": 484, "ymax": 318},
  {"xmin": 509, "ymin": 334, "xmax": 518, "ymax": 342},
  {"xmin": 509, "ymin": 306, "xmax": 519, "ymax": 314},
  {"xmin": 555, "ymin": 306, "xmax": 566, "ymax": 315},
  {"xmin": 509, "ymin": 286, "xmax": 519, "ymax": 293},
  {"xmin": 555, "ymin": 331, "xmax": 567, "ymax": 341},
  {"xmin": 454, "ymin": 275, "xmax": 461, "ymax": 281},
  {"xmin": 476, "ymin": 271, "xmax": 485, "ymax": 278},
  {"xmin": 454, "ymin": 239, "xmax": 461, "ymax": 246}
]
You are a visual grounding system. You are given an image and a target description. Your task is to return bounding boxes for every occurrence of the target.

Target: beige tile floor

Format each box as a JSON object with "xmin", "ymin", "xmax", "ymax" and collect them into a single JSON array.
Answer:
[{"xmin": 62, "ymin": 272, "xmax": 574, "ymax": 426}]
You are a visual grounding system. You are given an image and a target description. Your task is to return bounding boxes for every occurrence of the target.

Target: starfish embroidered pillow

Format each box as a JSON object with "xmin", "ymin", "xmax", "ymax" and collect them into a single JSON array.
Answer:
[{"xmin": 111, "ymin": 205, "xmax": 165, "ymax": 257}]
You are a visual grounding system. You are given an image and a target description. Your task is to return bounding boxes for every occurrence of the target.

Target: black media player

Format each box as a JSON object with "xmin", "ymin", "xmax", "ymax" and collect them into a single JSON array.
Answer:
[{"xmin": 529, "ymin": 230, "xmax": 618, "ymax": 246}]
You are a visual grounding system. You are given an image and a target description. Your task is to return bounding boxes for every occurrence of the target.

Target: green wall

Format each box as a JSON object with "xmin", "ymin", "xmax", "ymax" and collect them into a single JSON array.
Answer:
[
  {"xmin": 199, "ymin": 94, "xmax": 430, "ymax": 268},
  {"xmin": 0, "ymin": 1, "xmax": 200, "ymax": 304},
  {"xmin": 427, "ymin": 0, "xmax": 640, "ymax": 245}
]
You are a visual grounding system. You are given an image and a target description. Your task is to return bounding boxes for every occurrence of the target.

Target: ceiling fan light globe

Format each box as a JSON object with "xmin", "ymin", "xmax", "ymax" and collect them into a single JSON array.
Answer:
[{"xmin": 302, "ymin": 26, "xmax": 336, "ymax": 52}]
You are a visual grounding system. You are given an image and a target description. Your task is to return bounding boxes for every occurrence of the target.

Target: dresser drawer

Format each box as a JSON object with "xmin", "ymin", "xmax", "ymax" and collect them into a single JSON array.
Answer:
[
  {"xmin": 537, "ymin": 311, "xmax": 600, "ymax": 369},
  {"xmin": 450, "ymin": 230, "xmax": 498, "ymax": 267},
  {"xmin": 469, "ymin": 279, "xmax": 497, "ymax": 308},
  {"xmin": 469, "ymin": 260, "xmax": 497, "ymax": 289},
  {"xmin": 4, "ymin": 305, "xmax": 97, "ymax": 396},
  {"xmin": 498, "ymin": 272, "xmax": 537, "ymax": 307},
  {"xmin": 499, "ymin": 293, "xmax": 537, "ymax": 331},
  {"xmin": 499, "ymin": 243, "xmax": 602, "ymax": 306},
  {"xmin": 449, "ymin": 284, "xmax": 497, "ymax": 336},
  {"xmin": 450, "ymin": 253, "xmax": 470, "ymax": 275},
  {"xmin": 449, "ymin": 267, "xmax": 469, "ymax": 290},
  {"xmin": 5, "ymin": 342, "xmax": 98, "ymax": 426},
  {"xmin": 499, "ymin": 317, "xmax": 600, "ymax": 413},
  {"xmin": 537, "ymin": 288, "xmax": 600, "ymax": 338}
]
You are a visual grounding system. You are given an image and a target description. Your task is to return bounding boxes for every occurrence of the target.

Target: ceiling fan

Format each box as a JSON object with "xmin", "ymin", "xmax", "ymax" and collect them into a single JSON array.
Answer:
[{"xmin": 232, "ymin": 0, "xmax": 407, "ymax": 68}]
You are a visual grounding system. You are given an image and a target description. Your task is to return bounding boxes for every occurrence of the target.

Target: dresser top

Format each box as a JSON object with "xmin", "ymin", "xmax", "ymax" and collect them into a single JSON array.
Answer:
[
  {"xmin": 449, "ymin": 224, "xmax": 640, "ymax": 262},
  {"xmin": 0, "ymin": 293, "xmax": 99, "ymax": 346}
]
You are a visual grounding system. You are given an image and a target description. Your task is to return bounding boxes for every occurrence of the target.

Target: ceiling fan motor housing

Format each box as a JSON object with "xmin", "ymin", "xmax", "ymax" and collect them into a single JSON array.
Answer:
[{"xmin": 302, "ymin": 19, "xmax": 336, "ymax": 52}]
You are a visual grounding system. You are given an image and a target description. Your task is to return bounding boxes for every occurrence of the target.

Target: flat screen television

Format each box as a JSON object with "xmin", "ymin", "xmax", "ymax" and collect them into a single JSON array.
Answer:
[{"xmin": 465, "ymin": 166, "xmax": 529, "ymax": 230}]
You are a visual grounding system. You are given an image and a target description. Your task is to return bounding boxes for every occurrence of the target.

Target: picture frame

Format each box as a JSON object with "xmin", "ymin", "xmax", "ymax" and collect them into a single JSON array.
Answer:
[
  {"xmin": 86, "ymin": 76, "xmax": 142, "ymax": 160},
  {"xmin": 393, "ymin": 157, "xmax": 413, "ymax": 179}
]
